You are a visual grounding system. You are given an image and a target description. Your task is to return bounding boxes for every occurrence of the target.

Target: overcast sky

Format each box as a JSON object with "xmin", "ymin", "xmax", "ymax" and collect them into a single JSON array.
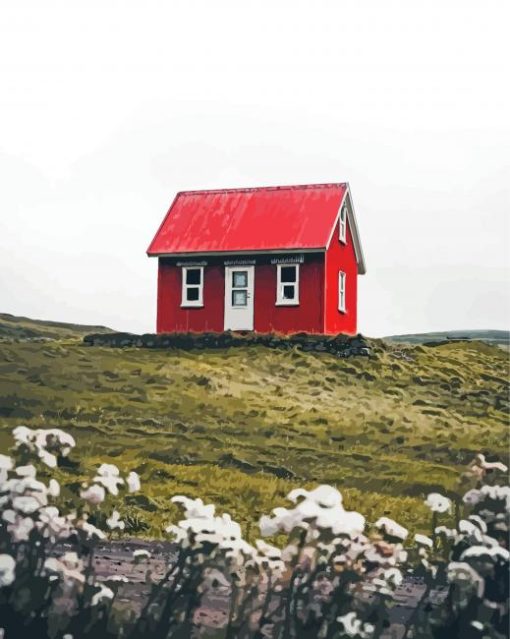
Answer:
[{"xmin": 1, "ymin": 0, "xmax": 509, "ymax": 336}]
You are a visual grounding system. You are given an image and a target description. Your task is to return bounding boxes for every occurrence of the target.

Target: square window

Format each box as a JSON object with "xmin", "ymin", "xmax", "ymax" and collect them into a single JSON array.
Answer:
[
  {"xmin": 232, "ymin": 271, "xmax": 248, "ymax": 288},
  {"xmin": 232, "ymin": 290, "xmax": 247, "ymax": 306},
  {"xmin": 186, "ymin": 287, "xmax": 200, "ymax": 302},
  {"xmin": 186, "ymin": 268, "xmax": 201, "ymax": 285},
  {"xmin": 280, "ymin": 266, "xmax": 296, "ymax": 283},
  {"xmin": 282, "ymin": 285, "xmax": 295, "ymax": 300}
]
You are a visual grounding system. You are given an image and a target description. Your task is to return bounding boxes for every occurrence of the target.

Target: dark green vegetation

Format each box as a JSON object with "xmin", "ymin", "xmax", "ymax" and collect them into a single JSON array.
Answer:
[
  {"xmin": 386, "ymin": 328, "xmax": 509, "ymax": 346},
  {"xmin": 0, "ymin": 314, "xmax": 508, "ymax": 538}
]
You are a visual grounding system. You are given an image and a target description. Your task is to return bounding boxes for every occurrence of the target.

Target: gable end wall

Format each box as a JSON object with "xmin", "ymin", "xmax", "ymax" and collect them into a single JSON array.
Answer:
[{"xmin": 324, "ymin": 206, "xmax": 358, "ymax": 335}]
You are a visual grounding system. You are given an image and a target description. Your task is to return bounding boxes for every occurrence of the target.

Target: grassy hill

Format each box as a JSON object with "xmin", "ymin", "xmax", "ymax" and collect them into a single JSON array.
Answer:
[
  {"xmin": 0, "ymin": 312, "xmax": 114, "ymax": 341},
  {"xmin": 386, "ymin": 329, "xmax": 509, "ymax": 346},
  {"xmin": 0, "ymin": 315, "xmax": 508, "ymax": 539}
]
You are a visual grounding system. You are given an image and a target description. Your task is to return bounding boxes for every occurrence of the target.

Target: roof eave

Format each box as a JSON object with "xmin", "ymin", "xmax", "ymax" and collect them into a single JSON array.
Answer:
[{"xmin": 147, "ymin": 247, "xmax": 327, "ymax": 258}]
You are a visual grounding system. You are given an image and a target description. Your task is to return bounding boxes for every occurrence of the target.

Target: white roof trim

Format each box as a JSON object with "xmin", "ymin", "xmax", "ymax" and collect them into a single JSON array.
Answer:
[{"xmin": 325, "ymin": 185, "xmax": 366, "ymax": 275}]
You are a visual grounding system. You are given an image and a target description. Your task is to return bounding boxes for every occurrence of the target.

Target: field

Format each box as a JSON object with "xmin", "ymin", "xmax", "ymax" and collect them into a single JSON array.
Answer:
[{"xmin": 0, "ymin": 314, "xmax": 508, "ymax": 539}]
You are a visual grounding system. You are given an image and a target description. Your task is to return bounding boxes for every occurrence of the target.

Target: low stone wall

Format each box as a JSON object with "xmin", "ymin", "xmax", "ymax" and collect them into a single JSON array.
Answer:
[{"xmin": 83, "ymin": 331, "xmax": 372, "ymax": 357}]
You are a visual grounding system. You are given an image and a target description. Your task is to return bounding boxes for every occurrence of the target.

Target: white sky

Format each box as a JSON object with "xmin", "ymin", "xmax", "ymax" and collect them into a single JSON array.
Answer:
[{"xmin": 1, "ymin": 0, "xmax": 509, "ymax": 336}]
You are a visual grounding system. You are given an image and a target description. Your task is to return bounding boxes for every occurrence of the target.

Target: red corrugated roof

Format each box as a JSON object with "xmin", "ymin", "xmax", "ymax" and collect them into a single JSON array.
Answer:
[{"xmin": 147, "ymin": 183, "xmax": 348, "ymax": 255}]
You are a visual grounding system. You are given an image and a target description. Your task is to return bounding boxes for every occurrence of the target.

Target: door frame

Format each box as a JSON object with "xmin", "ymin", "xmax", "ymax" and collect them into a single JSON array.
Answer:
[{"xmin": 223, "ymin": 265, "xmax": 255, "ymax": 331}]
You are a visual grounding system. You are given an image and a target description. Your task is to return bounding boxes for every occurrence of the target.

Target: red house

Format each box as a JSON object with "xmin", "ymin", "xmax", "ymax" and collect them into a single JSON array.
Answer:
[{"xmin": 147, "ymin": 183, "xmax": 366, "ymax": 335}]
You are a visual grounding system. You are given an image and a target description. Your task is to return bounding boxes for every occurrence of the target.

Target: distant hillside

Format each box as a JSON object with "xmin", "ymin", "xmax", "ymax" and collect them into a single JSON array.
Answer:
[
  {"xmin": 0, "ymin": 313, "xmax": 114, "ymax": 340},
  {"xmin": 385, "ymin": 329, "xmax": 509, "ymax": 346}
]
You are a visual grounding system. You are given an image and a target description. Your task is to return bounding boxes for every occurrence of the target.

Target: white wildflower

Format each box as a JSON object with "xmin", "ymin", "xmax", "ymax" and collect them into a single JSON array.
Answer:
[
  {"xmin": 8, "ymin": 515, "xmax": 35, "ymax": 542},
  {"xmin": 0, "ymin": 554, "xmax": 16, "ymax": 587},
  {"xmin": 171, "ymin": 496, "xmax": 215, "ymax": 519},
  {"xmin": 435, "ymin": 525, "xmax": 458, "ymax": 541},
  {"xmin": 460, "ymin": 545, "xmax": 509, "ymax": 562},
  {"xmin": 133, "ymin": 549, "xmax": 151, "ymax": 561},
  {"xmin": 337, "ymin": 611, "xmax": 375, "ymax": 638},
  {"xmin": 44, "ymin": 553, "xmax": 85, "ymax": 584},
  {"xmin": 459, "ymin": 520, "xmax": 483, "ymax": 541},
  {"xmin": 126, "ymin": 471, "xmax": 141, "ymax": 493},
  {"xmin": 16, "ymin": 465, "xmax": 37, "ymax": 478},
  {"xmin": 12, "ymin": 425, "xmax": 33, "ymax": 446},
  {"xmin": 93, "ymin": 464, "xmax": 124, "ymax": 496},
  {"xmin": 287, "ymin": 485, "xmax": 342, "ymax": 508},
  {"xmin": 0, "ymin": 454, "xmax": 13, "ymax": 470},
  {"xmin": 38, "ymin": 449, "xmax": 57, "ymax": 468},
  {"xmin": 76, "ymin": 516, "xmax": 106, "ymax": 540},
  {"xmin": 2, "ymin": 510, "xmax": 16, "ymax": 524},
  {"xmin": 259, "ymin": 514, "xmax": 279, "ymax": 537},
  {"xmin": 425, "ymin": 493, "xmax": 452, "ymax": 514},
  {"xmin": 375, "ymin": 517, "xmax": 408, "ymax": 541},
  {"xmin": 480, "ymin": 485, "xmax": 510, "ymax": 511},
  {"xmin": 37, "ymin": 506, "xmax": 73, "ymax": 540},
  {"xmin": 106, "ymin": 510, "xmax": 125, "ymax": 531},
  {"xmin": 384, "ymin": 567, "xmax": 403, "ymax": 587},
  {"xmin": 80, "ymin": 484, "xmax": 106, "ymax": 505},
  {"xmin": 35, "ymin": 429, "xmax": 75, "ymax": 457},
  {"xmin": 447, "ymin": 561, "xmax": 484, "ymax": 597},
  {"xmin": 259, "ymin": 485, "xmax": 364, "ymax": 538},
  {"xmin": 463, "ymin": 489, "xmax": 482, "ymax": 505},
  {"xmin": 12, "ymin": 427, "xmax": 76, "ymax": 467},
  {"xmin": 48, "ymin": 478, "xmax": 60, "ymax": 497},
  {"xmin": 107, "ymin": 575, "xmax": 129, "ymax": 583},
  {"xmin": 468, "ymin": 515, "xmax": 487, "ymax": 533},
  {"xmin": 414, "ymin": 534, "xmax": 433, "ymax": 548},
  {"xmin": 91, "ymin": 584, "xmax": 114, "ymax": 606},
  {"xmin": 12, "ymin": 495, "xmax": 42, "ymax": 514}
]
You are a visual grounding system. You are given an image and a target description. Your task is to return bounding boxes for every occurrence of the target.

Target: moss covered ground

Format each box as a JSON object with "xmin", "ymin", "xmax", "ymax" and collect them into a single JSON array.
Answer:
[{"xmin": 0, "ymin": 315, "xmax": 508, "ymax": 539}]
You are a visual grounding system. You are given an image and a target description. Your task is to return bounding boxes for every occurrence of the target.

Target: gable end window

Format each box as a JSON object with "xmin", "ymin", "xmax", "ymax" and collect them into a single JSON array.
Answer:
[
  {"xmin": 338, "ymin": 271, "xmax": 346, "ymax": 313},
  {"xmin": 276, "ymin": 264, "xmax": 299, "ymax": 305},
  {"xmin": 181, "ymin": 266, "xmax": 204, "ymax": 307},
  {"xmin": 339, "ymin": 204, "xmax": 347, "ymax": 244}
]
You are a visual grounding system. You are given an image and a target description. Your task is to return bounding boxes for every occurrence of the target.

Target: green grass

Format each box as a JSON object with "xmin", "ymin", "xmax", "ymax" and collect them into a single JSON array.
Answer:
[{"xmin": 0, "ymin": 315, "xmax": 508, "ymax": 540}]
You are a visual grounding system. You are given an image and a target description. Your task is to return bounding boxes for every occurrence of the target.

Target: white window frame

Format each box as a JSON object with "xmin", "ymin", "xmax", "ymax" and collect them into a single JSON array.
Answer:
[
  {"xmin": 339, "ymin": 204, "xmax": 347, "ymax": 244},
  {"xmin": 276, "ymin": 263, "xmax": 300, "ymax": 306},
  {"xmin": 181, "ymin": 266, "xmax": 204, "ymax": 308},
  {"xmin": 338, "ymin": 271, "xmax": 346, "ymax": 313}
]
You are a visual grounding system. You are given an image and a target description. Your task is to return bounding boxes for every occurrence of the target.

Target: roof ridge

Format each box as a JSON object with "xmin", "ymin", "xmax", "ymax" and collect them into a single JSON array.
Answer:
[{"xmin": 177, "ymin": 182, "xmax": 347, "ymax": 196}]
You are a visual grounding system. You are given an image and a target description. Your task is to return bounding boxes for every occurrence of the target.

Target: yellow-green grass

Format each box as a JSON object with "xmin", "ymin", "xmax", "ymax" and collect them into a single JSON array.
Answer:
[{"xmin": 0, "ymin": 322, "xmax": 508, "ymax": 540}]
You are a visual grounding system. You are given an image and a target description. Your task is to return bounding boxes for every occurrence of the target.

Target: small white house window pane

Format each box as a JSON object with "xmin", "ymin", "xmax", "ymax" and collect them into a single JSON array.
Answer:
[
  {"xmin": 280, "ymin": 266, "xmax": 297, "ymax": 283},
  {"xmin": 338, "ymin": 271, "xmax": 346, "ymax": 312},
  {"xmin": 186, "ymin": 287, "xmax": 200, "ymax": 302},
  {"xmin": 339, "ymin": 206, "xmax": 347, "ymax": 243},
  {"xmin": 232, "ymin": 290, "xmax": 247, "ymax": 306},
  {"xmin": 282, "ymin": 284, "xmax": 295, "ymax": 299},
  {"xmin": 276, "ymin": 263, "xmax": 299, "ymax": 305},
  {"xmin": 186, "ymin": 268, "xmax": 201, "ymax": 285},
  {"xmin": 182, "ymin": 266, "xmax": 204, "ymax": 307},
  {"xmin": 233, "ymin": 271, "xmax": 248, "ymax": 288}
]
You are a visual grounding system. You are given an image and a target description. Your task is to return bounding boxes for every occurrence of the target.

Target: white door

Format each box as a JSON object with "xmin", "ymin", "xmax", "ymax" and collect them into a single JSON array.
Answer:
[{"xmin": 224, "ymin": 266, "xmax": 255, "ymax": 331}]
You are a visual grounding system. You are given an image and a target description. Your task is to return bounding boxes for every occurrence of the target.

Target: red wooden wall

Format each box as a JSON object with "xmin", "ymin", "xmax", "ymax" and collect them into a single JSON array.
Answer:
[
  {"xmin": 323, "ymin": 217, "xmax": 358, "ymax": 335},
  {"xmin": 156, "ymin": 221, "xmax": 359, "ymax": 335},
  {"xmin": 254, "ymin": 256, "xmax": 324, "ymax": 334},
  {"xmin": 156, "ymin": 254, "xmax": 325, "ymax": 334},
  {"xmin": 157, "ymin": 261, "xmax": 225, "ymax": 333}
]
